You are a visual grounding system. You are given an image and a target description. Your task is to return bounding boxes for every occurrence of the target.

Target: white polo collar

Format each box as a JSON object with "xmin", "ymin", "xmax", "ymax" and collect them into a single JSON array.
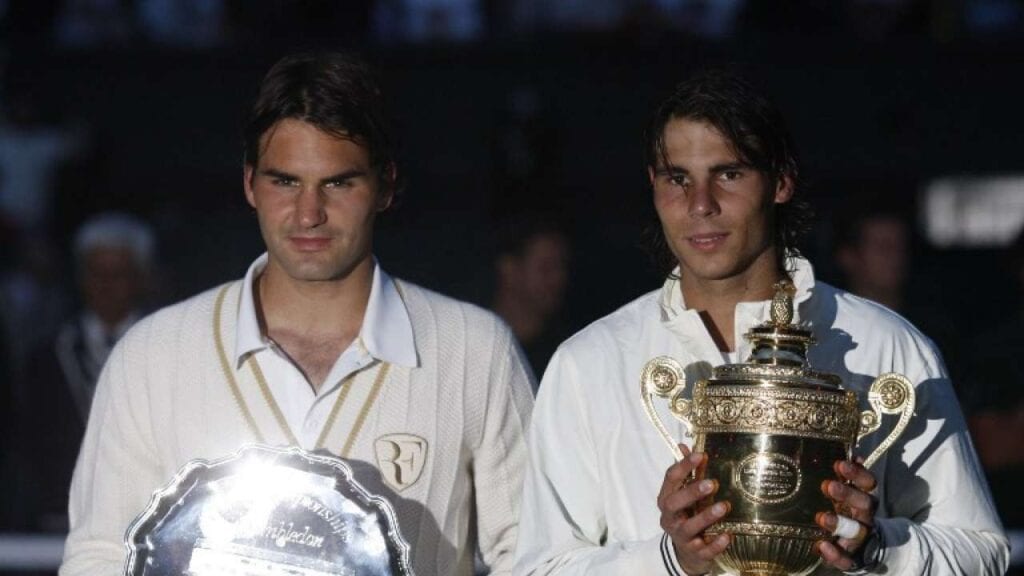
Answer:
[
  {"xmin": 234, "ymin": 253, "xmax": 418, "ymax": 369},
  {"xmin": 658, "ymin": 254, "xmax": 817, "ymax": 321}
]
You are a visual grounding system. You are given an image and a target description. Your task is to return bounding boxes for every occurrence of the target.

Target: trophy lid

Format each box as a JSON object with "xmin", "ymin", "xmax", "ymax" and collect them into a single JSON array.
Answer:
[
  {"xmin": 713, "ymin": 281, "xmax": 842, "ymax": 388},
  {"xmin": 746, "ymin": 281, "xmax": 812, "ymax": 367}
]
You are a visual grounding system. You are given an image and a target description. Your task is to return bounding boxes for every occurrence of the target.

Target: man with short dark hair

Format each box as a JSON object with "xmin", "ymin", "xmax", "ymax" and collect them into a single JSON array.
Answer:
[
  {"xmin": 19, "ymin": 212, "xmax": 155, "ymax": 532},
  {"xmin": 834, "ymin": 207, "xmax": 909, "ymax": 313},
  {"xmin": 61, "ymin": 52, "xmax": 533, "ymax": 576},
  {"xmin": 513, "ymin": 71, "xmax": 1007, "ymax": 575},
  {"xmin": 491, "ymin": 213, "xmax": 571, "ymax": 380}
]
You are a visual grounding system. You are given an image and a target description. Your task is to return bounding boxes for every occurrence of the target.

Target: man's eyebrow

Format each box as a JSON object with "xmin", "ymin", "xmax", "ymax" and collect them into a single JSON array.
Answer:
[
  {"xmin": 320, "ymin": 169, "xmax": 368, "ymax": 184},
  {"xmin": 710, "ymin": 161, "xmax": 752, "ymax": 172},
  {"xmin": 257, "ymin": 168, "xmax": 369, "ymax": 183},
  {"xmin": 259, "ymin": 168, "xmax": 298, "ymax": 180},
  {"xmin": 653, "ymin": 165, "xmax": 689, "ymax": 176}
]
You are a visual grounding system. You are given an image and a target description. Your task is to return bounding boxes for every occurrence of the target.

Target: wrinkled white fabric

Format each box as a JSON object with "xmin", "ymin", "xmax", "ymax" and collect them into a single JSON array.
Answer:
[
  {"xmin": 62, "ymin": 258, "xmax": 534, "ymax": 576},
  {"xmin": 515, "ymin": 257, "xmax": 1008, "ymax": 575}
]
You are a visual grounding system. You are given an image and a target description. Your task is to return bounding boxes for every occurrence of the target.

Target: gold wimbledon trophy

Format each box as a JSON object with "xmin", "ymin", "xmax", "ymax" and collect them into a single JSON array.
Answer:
[{"xmin": 641, "ymin": 283, "xmax": 915, "ymax": 576}]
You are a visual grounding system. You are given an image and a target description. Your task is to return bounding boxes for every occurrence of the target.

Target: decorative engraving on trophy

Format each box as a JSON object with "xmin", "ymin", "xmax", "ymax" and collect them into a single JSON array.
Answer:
[
  {"xmin": 640, "ymin": 357, "xmax": 691, "ymax": 459},
  {"xmin": 125, "ymin": 445, "xmax": 416, "ymax": 576},
  {"xmin": 291, "ymin": 495, "xmax": 350, "ymax": 539},
  {"xmin": 640, "ymin": 283, "xmax": 916, "ymax": 576},
  {"xmin": 692, "ymin": 387, "xmax": 860, "ymax": 442},
  {"xmin": 860, "ymin": 373, "xmax": 916, "ymax": 468},
  {"xmin": 651, "ymin": 365, "xmax": 678, "ymax": 394},
  {"xmin": 706, "ymin": 521, "xmax": 827, "ymax": 540},
  {"xmin": 807, "ymin": 406, "xmax": 830, "ymax": 431},
  {"xmin": 264, "ymin": 521, "xmax": 327, "ymax": 549},
  {"xmin": 860, "ymin": 411, "xmax": 879, "ymax": 431},
  {"xmin": 716, "ymin": 399, "xmax": 740, "ymax": 422},
  {"xmin": 734, "ymin": 452, "xmax": 802, "ymax": 505},
  {"xmin": 670, "ymin": 392, "xmax": 691, "ymax": 419},
  {"xmin": 877, "ymin": 379, "xmax": 907, "ymax": 409},
  {"xmin": 188, "ymin": 545, "xmax": 358, "ymax": 576},
  {"xmin": 744, "ymin": 400, "xmax": 774, "ymax": 426},
  {"xmin": 778, "ymin": 401, "xmax": 801, "ymax": 426}
]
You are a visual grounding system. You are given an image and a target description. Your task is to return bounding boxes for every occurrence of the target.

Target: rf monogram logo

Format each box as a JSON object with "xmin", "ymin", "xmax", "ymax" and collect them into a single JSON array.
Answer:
[{"xmin": 374, "ymin": 434, "xmax": 428, "ymax": 492}]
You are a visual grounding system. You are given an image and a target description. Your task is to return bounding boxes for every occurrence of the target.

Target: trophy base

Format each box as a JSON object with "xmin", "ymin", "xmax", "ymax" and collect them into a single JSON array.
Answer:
[{"xmin": 707, "ymin": 521, "xmax": 824, "ymax": 576}]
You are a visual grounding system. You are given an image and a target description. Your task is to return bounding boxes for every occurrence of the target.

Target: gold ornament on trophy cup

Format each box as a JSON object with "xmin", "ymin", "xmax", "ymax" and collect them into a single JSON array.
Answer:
[{"xmin": 641, "ymin": 282, "xmax": 915, "ymax": 576}]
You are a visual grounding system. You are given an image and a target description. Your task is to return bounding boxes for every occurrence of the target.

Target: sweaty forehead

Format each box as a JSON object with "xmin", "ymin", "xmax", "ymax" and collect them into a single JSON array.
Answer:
[
  {"xmin": 257, "ymin": 118, "xmax": 369, "ymax": 170},
  {"xmin": 659, "ymin": 118, "xmax": 743, "ymax": 167}
]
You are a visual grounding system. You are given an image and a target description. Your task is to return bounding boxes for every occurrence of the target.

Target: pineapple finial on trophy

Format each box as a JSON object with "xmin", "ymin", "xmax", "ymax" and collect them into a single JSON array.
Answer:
[
  {"xmin": 747, "ymin": 281, "xmax": 814, "ymax": 367},
  {"xmin": 769, "ymin": 280, "xmax": 797, "ymax": 327}
]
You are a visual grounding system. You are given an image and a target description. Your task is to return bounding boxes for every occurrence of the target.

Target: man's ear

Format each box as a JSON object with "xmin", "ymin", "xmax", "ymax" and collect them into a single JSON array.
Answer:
[
  {"xmin": 647, "ymin": 166, "xmax": 657, "ymax": 188},
  {"xmin": 773, "ymin": 173, "xmax": 794, "ymax": 204},
  {"xmin": 377, "ymin": 163, "xmax": 397, "ymax": 212},
  {"xmin": 243, "ymin": 164, "xmax": 256, "ymax": 208}
]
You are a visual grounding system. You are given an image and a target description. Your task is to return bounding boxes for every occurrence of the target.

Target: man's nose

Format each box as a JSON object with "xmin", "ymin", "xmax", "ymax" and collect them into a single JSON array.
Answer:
[
  {"xmin": 297, "ymin": 187, "xmax": 327, "ymax": 228},
  {"xmin": 687, "ymin": 181, "xmax": 720, "ymax": 218}
]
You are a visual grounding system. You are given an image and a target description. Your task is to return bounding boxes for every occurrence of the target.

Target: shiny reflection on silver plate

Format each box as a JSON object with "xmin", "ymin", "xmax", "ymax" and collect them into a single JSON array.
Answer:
[{"xmin": 123, "ymin": 444, "xmax": 414, "ymax": 575}]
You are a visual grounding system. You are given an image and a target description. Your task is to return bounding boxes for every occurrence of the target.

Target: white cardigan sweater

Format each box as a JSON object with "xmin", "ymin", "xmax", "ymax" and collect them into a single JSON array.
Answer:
[{"xmin": 61, "ymin": 277, "xmax": 534, "ymax": 576}]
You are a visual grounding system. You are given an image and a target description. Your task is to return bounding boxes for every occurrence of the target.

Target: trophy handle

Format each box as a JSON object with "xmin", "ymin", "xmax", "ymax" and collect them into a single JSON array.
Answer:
[
  {"xmin": 641, "ymin": 356, "xmax": 692, "ymax": 462},
  {"xmin": 857, "ymin": 373, "xmax": 916, "ymax": 469}
]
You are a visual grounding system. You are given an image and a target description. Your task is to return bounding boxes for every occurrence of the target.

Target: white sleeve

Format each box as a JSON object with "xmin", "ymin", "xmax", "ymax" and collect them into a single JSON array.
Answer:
[
  {"xmin": 869, "ymin": 342, "xmax": 1009, "ymax": 575},
  {"xmin": 60, "ymin": 326, "xmax": 163, "ymax": 576},
  {"xmin": 513, "ymin": 347, "xmax": 680, "ymax": 576},
  {"xmin": 473, "ymin": 324, "xmax": 535, "ymax": 575}
]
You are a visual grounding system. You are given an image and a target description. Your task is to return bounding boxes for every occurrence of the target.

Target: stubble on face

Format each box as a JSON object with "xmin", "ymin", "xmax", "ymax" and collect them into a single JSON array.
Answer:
[{"xmin": 244, "ymin": 119, "xmax": 390, "ymax": 289}]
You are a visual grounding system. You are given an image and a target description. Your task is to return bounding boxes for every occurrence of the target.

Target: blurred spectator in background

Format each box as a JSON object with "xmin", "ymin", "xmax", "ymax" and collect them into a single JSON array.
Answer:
[
  {"xmin": 0, "ymin": 233, "xmax": 71, "ymax": 391},
  {"xmin": 374, "ymin": 0, "xmax": 484, "ymax": 43},
  {"xmin": 500, "ymin": 0, "xmax": 743, "ymax": 39},
  {"xmin": 0, "ymin": 343, "xmax": 11, "ymax": 529},
  {"xmin": 3, "ymin": 0, "xmax": 1020, "ymax": 51},
  {"xmin": 0, "ymin": 80, "xmax": 84, "ymax": 233},
  {"xmin": 136, "ymin": 0, "xmax": 226, "ymax": 49},
  {"xmin": 491, "ymin": 213, "xmax": 570, "ymax": 383},
  {"xmin": 227, "ymin": 2, "xmax": 374, "ymax": 50},
  {"xmin": 502, "ymin": 0, "xmax": 629, "ymax": 34},
  {"xmin": 737, "ymin": 0, "xmax": 933, "ymax": 41},
  {"xmin": 491, "ymin": 86, "xmax": 559, "ymax": 206},
  {"xmin": 965, "ymin": 0, "xmax": 1024, "ymax": 38},
  {"xmin": 372, "ymin": 0, "xmax": 745, "ymax": 43},
  {"xmin": 835, "ymin": 206, "xmax": 911, "ymax": 311},
  {"xmin": 53, "ymin": 0, "xmax": 136, "ymax": 48},
  {"xmin": 833, "ymin": 201, "xmax": 962, "ymax": 378},
  {"xmin": 962, "ymin": 227, "xmax": 1024, "ymax": 574},
  {"xmin": 13, "ymin": 212, "xmax": 156, "ymax": 532}
]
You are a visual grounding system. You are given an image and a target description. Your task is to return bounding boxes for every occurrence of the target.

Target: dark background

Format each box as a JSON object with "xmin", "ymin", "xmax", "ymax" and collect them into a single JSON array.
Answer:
[
  {"xmin": 2, "ymin": 0, "xmax": 1024, "ymax": 572},
  {"xmin": 8, "ymin": 40, "xmax": 1024, "ymax": 329}
]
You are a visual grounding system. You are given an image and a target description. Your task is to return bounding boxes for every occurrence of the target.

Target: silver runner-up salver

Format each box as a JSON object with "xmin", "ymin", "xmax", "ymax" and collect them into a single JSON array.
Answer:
[{"xmin": 123, "ymin": 444, "xmax": 415, "ymax": 576}]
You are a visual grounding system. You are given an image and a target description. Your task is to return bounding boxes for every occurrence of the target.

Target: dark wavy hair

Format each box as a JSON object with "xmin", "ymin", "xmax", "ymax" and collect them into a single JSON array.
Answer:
[
  {"xmin": 243, "ymin": 51, "xmax": 402, "ymax": 200},
  {"xmin": 642, "ymin": 69, "xmax": 812, "ymax": 276}
]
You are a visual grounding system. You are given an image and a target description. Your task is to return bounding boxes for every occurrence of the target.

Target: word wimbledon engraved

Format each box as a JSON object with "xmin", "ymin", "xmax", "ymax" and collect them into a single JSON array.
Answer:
[{"xmin": 124, "ymin": 445, "xmax": 414, "ymax": 576}]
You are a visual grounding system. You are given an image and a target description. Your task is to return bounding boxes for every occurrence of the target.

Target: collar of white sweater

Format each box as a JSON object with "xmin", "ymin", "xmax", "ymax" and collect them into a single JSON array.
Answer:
[{"xmin": 233, "ymin": 253, "xmax": 418, "ymax": 369}]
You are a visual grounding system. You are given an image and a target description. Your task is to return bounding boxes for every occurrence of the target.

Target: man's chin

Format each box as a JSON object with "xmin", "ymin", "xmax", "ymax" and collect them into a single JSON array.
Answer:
[
  {"xmin": 678, "ymin": 254, "xmax": 730, "ymax": 277},
  {"xmin": 268, "ymin": 250, "xmax": 368, "ymax": 284},
  {"xmin": 277, "ymin": 261, "xmax": 343, "ymax": 283}
]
